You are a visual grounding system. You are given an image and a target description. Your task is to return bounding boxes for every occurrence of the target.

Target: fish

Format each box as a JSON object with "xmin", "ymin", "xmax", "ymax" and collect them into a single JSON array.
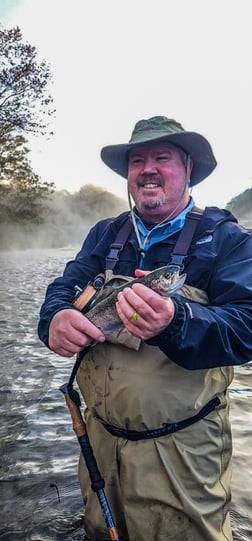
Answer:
[{"xmin": 74, "ymin": 264, "xmax": 186, "ymax": 337}]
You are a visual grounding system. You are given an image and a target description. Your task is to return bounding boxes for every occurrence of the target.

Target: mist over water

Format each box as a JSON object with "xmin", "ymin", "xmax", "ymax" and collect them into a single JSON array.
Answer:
[
  {"xmin": 0, "ymin": 220, "xmax": 92, "ymax": 251},
  {"xmin": 0, "ymin": 185, "xmax": 128, "ymax": 251},
  {"xmin": 1, "ymin": 183, "xmax": 251, "ymax": 253},
  {"xmin": 0, "ymin": 247, "xmax": 251, "ymax": 540}
]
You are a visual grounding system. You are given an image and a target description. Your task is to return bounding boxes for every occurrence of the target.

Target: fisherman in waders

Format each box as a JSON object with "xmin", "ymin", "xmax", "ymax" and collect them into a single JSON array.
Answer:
[{"xmin": 38, "ymin": 116, "xmax": 252, "ymax": 541}]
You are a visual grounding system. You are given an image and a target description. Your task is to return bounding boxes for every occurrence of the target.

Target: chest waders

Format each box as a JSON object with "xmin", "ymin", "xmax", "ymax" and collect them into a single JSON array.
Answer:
[
  {"xmin": 76, "ymin": 207, "xmax": 222, "ymax": 439},
  {"xmin": 62, "ymin": 208, "xmax": 233, "ymax": 540}
]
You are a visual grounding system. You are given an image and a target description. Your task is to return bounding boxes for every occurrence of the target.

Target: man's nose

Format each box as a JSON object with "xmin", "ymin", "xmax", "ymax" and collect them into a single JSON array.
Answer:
[{"xmin": 141, "ymin": 157, "xmax": 157, "ymax": 175}]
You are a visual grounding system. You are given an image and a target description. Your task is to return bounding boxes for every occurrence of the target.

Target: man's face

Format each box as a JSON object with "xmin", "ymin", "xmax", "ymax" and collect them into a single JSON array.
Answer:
[{"xmin": 128, "ymin": 142, "xmax": 191, "ymax": 223}]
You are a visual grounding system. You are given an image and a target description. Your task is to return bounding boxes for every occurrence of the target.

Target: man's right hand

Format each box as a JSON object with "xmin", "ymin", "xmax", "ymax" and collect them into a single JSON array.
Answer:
[{"xmin": 48, "ymin": 309, "xmax": 105, "ymax": 357}]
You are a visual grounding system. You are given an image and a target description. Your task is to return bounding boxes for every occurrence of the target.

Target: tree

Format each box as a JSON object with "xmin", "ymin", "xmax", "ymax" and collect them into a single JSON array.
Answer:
[
  {"xmin": 0, "ymin": 26, "xmax": 55, "ymax": 224},
  {"xmin": 0, "ymin": 26, "xmax": 54, "ymax": 139},
  {"xmin": 0, "ymin": 133, "xmax": 54, "ymax": 223},
  {"xmin": 70, "ymin": 184, "xmax": 127, "ymax": 220}
]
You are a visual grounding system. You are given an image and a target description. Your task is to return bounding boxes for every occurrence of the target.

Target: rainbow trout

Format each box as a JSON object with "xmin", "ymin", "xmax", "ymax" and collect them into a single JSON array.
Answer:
[{"xmin": 75, "ymin": 264, "xmax": 185, "ymax": 336}]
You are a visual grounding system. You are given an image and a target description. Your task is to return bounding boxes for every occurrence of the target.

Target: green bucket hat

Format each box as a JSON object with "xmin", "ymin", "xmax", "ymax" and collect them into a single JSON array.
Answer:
[{"xmin": 101, "ymin": 116, "xmax": 217, "ymax": 186}]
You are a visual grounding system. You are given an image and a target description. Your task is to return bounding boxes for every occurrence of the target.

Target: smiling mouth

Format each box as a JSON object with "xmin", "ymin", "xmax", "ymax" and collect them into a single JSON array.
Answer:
[{"xmin": 140, "ymin": 182, "xmax": 161, "ymax": 189}]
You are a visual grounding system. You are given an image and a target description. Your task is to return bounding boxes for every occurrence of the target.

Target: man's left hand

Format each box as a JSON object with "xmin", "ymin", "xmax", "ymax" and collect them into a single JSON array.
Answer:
[{"xmin": 116, "ymin": 280, "xmax": 175, "ymax": 341}]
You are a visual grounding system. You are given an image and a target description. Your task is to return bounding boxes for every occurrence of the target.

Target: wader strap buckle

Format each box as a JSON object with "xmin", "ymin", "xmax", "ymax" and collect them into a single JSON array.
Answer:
[{"xmin": 97, "ymin": 396, "xmax": 221, "ymax": 441}]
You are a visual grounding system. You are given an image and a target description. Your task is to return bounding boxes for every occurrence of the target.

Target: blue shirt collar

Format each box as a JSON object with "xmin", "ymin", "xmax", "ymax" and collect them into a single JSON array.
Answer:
[{"xmin": 134, "ymin": 197, "xmax": 195, "ymax": 249}]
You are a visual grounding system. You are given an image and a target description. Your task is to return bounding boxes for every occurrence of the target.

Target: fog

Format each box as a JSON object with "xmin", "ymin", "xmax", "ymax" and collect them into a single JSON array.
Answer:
[
  {"xmin": 0, "ymin": 184, "xmax": 251, "ymax": 253},
  {"xmin": 0, "ymin": 185, "xmax": 128, "ymax": 251}
]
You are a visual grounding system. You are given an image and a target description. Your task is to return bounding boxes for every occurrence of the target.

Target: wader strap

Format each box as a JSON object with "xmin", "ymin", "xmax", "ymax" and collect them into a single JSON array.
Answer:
[
  {"xmin": 105, "ymin": 218, "xmax": 133, "ymax": 272},
  {"xmin": 106, "ymin": 208, "xmax": 203, "ymax": 272},
  {"xmin": 96, "ymin": 396, "xmax": 220, "ymax": 441},
  {"xmin": 170, "ymin": 209, "xmax": 203, "ymax": 267}
]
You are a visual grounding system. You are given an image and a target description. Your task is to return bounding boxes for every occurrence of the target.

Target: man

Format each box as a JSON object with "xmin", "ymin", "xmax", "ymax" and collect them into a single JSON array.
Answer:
[{"xmin": 38, "ymin": 116, "xmax": 252, "ymax": 541}]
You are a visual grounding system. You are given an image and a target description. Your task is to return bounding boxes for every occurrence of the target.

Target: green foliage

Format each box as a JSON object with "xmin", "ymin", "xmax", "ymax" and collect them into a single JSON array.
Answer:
[
  {"xmin": 0, "ymin": 132, "xmax": 55, "ymax": 223},
  {"xmin": 0, "ymin": 25, "xmax": 55, "ymax": 224}
]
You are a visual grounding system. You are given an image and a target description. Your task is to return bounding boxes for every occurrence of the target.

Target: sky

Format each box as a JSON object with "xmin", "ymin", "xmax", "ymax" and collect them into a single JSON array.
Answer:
[{"xmin": 1, "ymin": 0, "xmax": 252, "ymax": 210}]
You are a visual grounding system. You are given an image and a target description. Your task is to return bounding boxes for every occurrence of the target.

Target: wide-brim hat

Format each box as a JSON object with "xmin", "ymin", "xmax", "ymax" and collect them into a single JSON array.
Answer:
[{"xmin": 101, "ymin": 116, "xmax": 217, "ymax": 187}]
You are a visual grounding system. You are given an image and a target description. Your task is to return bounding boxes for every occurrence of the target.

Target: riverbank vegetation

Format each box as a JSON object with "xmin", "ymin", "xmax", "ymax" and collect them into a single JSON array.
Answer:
[{"xmin": 0, "ymin": 183, "xmax": 127, "ymax": 250}]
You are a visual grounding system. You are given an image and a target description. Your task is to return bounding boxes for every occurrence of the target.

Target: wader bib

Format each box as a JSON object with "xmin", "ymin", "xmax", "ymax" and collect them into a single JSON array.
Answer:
[
  {"xmin": 75, "ymin": 211, "xmax": 233, "ymax": 541},
  {"xmin": 77, "ymin": 283, "xmax": 234, "ymax": 541}
]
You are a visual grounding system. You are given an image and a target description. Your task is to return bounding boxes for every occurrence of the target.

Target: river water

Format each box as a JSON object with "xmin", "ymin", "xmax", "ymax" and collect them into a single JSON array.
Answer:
[{"xmin": 0, "ymin": 248, "xmax": 251, "ymax": 541}]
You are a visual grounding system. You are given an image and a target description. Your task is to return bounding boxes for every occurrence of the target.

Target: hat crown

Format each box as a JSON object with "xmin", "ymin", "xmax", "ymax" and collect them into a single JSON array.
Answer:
[{"xmin": 129, "ymin": 116, "xmax": 185, "ymax": 144}]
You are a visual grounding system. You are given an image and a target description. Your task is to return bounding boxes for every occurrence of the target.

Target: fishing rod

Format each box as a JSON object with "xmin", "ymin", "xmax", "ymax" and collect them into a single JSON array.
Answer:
[{"xmin": 60, "ymin": 349, "xmax": 120, "ymax": 541}]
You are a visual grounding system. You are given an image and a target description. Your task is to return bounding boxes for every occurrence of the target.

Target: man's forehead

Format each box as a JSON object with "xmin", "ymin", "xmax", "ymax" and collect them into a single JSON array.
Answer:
[{"xmin": 129, "ymin": 141, "xmax": 180, "ymax": 156}]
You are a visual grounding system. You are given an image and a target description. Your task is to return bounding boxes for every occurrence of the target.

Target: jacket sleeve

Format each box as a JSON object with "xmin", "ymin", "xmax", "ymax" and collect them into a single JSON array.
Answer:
[
  {"xmin": 146, "ymin": 226, "xmax": 252, "ymax": 369},
  {"xmin": 37, "ymin": 222, "xmax": 106, "ymax": 347}
]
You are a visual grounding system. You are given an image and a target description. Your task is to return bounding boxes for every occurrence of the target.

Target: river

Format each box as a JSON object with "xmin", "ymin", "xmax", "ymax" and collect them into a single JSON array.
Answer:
[{"xmin": 0, "ymin": 248, "xmax": 251, "ymax": 541}]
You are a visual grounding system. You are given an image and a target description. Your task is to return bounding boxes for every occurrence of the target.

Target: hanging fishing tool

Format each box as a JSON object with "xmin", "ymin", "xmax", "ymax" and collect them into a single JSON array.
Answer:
[{"xmin": 60, "ymin": 347, "xmax": 120, "ymax": 541}]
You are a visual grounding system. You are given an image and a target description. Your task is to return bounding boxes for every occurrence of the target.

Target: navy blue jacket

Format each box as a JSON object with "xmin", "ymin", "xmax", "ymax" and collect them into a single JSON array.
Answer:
[{"xmin": 38, "ymin": 207, "xmax": 252, "ymax": 370}]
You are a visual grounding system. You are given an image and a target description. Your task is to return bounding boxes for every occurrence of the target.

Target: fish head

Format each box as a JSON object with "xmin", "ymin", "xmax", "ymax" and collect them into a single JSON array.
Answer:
[{"xmin": 150, "ymin": 265, "xmax": 186, "ymax": 296}]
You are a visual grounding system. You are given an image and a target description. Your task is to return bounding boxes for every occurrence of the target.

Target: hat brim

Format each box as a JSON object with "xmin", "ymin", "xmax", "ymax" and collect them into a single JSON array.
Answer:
[{"xmin": 101, "ymin": 132, "xmax": 217, "ymax": 187}]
